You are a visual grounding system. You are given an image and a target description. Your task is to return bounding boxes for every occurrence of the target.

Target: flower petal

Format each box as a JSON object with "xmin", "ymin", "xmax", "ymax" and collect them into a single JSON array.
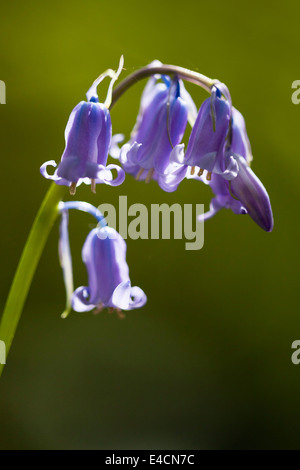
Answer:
[
  {"xmin": 231, "ymin": 107, "xmax": 253, "ymax": 164},
  {"xmin": 128, "ymin": 286, "xmax": 147, "ymax": 310},
  {"xmin": 96, "ymin": 164, "xmax": 125, "ymax": 186},
  {"xmin": 72, "ymin": 286, "xmax": 95, "ymax": 312},
  {"xmin": 111, "ymin": 280, "xmax": 132, "ymax": 310},
  {"xmin": 111, "ymin": 282, "xmax": 147, "ymax": 310},
  {"xmin": 40, "ymin": 160, "xmax": 70, "ymax": 185},
  {"xmin": 214, "ymin": 154, "xmax": 239, "ymax": 180},
  {"xmin": 179, "ymin": 80, "xmax": 198, "ymax": 127},
  {"xmin": 40, "ymin": 160, "xmax": 59, "ymax": 181},
  {"xmin": 157, "ymin": 164, "xmax": 187, "ymax": 192},
  {"xmin": 169, "ymin": 143, "xmax": 185, "ymax": 165},
  {"xmin": 80, "ymin": 227, "xmax": 129, "ymax": 307},
  {"xmin": 109, "ymin": 134, "xmax": 125, "ymax": 159}
]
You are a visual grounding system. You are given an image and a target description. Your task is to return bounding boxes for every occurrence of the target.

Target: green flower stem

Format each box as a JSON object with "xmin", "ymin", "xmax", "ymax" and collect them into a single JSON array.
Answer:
[{"xmin": 0, "ymin": 182, "xmax": 66, "ymax": 377}]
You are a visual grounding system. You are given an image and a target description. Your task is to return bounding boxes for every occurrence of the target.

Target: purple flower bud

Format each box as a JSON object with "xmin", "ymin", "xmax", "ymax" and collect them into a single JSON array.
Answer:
[
  {"xmin": 197, "ymin": 158, "xmax": 273, "ymax": 232},
  {"xmin": 72, "ymin": 227, "xmax": 147, "ymax": 312},
  {"xmin": 230, "ymin": 156, "xmax": 273, "ymax": 232}
]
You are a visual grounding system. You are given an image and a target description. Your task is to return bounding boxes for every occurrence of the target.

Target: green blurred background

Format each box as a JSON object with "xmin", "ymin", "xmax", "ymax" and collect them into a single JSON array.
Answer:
[{"xmin": 0, "ymin": 0, "xmax": 299, "ymax": 450}]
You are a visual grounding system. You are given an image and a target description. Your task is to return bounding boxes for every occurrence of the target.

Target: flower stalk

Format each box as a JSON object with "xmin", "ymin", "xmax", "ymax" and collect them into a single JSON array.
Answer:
[
  {"xmin": 0, "ymin": 183, "xmax": 66, "ymax": 377},
  {"xmin": 110, "ymin": 64, "xmax": 217, "ymax": 108}
]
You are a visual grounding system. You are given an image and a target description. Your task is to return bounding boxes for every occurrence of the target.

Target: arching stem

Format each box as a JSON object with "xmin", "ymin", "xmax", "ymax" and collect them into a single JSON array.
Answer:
[
  {"xmin": 110, "ymin": 64, "xmax": 218, "ymax": 109},
  {"xmin": 0, "ymin": 183, "xmax": 66, "ymax": 377}
]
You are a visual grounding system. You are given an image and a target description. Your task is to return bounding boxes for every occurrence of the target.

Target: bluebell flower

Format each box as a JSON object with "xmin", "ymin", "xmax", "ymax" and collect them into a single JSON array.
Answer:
[
  {"xmin": 170, "ymin": 85, "xmax": 239, "ymax": 181},
  {"xmin": 41, "ymin": 58, "xmax": 125, "ymax": 195},
  {"xmin": 58, "ymin": 201, "xmax": 147, "ymax": 317},
  {"xmin": 110, "ymin": 61, "xmax": 197, "ymax": 192},
  {"xmin": 72, "ymin": 227, "xmax": 147, "ymax": 313}
]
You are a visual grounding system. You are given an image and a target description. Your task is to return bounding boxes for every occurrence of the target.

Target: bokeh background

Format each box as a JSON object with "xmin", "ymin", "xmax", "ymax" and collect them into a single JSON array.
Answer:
[{"xmin": 0, "ymin": 0, "xmax": 299, "ymax": 450}]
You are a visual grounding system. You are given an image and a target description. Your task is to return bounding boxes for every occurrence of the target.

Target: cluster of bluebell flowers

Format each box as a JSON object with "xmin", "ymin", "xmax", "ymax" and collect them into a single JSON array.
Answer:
[{"xmin": 40, "ymin": 58, "xmax": 273, "ymax": 317}]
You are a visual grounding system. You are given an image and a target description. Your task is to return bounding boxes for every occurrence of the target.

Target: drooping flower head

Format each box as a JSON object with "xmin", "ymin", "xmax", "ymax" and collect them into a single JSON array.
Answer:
[
  {"xmin": 171, "ymin": 84, "xmax": 239, "ymax": 181},
  {"xmin": 40, "ymin": 57, "xmax": 125, "ymax": 194},
  {"xmin": 58, "ymin": 201, "xmax": 147, "ymax": 318},
  {"xmin": 72, "ymin": 227, "xmax": 147, "ymax": 313},
  {"xmin": 190, "ymin": 106, "xmax": 273, "ymax": 233},
  {"xmin": 110, "ymin": 61, "xmax": 197, "ymax": 192},
  {"xmin": 176, "ymin": 82, "xmax": 273, "ymax": 231}
]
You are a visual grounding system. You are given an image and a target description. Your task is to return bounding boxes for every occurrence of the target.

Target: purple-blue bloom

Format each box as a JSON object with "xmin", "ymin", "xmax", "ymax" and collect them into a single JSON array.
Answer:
[
  {"xmin": 180, "ymin": 89, "xmax": 273, "ymax": 231},
  {"xmin": 40, "ymin": 100, "xmax": 124, "ymax": 194},
  {"xmin": 58, "ymin": 201, "xmax": 147, "ymax": 316},
  {"xmin": 111, "ymin": 64, "xmax": 196, "ymax": 192},
  {"xmin": 171, "ymin": 86, "xmax": 238, "ymax": 181},
  {"xmin": 72, "ymin": 227, "xmax": 147, "ymax": 312},
  {"xmin": 41, "ymin": 59, "xmax": 125, "ymax": 194}
]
